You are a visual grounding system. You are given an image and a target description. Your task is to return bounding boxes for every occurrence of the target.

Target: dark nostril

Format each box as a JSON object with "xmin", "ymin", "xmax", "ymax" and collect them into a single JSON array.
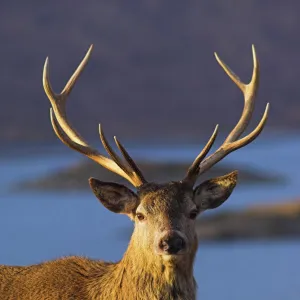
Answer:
[
  {"xmin": 173, "ymin": 237, "xmax": 184, "ymax": 251},
  {"xmin": 159, "ymin": 236, "xmax": 186, "ymax": 254},
  {"xmin": 159, "ymin": 240, "xmax": 170, "ymax": 252}
]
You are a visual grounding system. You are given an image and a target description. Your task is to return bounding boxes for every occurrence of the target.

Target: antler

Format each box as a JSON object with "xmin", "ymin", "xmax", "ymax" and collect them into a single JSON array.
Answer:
[
  {"xmin": 184, "ymin": 45, "xmax": 269, "ymax": 186},
  {"xmin": 43, "ymin": 45, "xmax": 146, "ymax": 187}
]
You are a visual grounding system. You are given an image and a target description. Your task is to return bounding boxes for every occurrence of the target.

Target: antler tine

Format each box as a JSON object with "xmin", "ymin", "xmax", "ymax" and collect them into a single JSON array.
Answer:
[
  {"xmin": 99, "ymin": 125, "xmax": 145, "ymax": 185},
  {"xmin": 43, "ymin": 45, "xmax": 93, "ymax": 146},
  {"xmin": 215, "ymin": 45, "xmax": 259, "ymax": 143},
  {"xmin": 183, "ymin": 125, "xmax": 219, "ymax": 185},
  {"xmin": 98, "ymin": 124, "xmax": 129, "ymax": 174},
  {"xmin": 184, "ymin": 45, "xmax": 269, "ymax": 184},
  {"xmin": 229, "ymin": 103, "xmax": 269, "ymax": 149},
  {"xmin": 99, "ymin": 125, "xmax": 145, "ymax": 186},
  {"xmin": 114, "ymin": 136, "xmax": 147, "ymax": 184},
  {"xmin": 44, "ymin": 46, "xmax": 146, "ymax": 187}
]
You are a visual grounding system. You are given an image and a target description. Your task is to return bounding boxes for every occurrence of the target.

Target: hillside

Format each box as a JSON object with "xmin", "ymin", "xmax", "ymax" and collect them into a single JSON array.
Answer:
[{"xmin": 0, "ymin": 1, "xmax": 299, "ymax": 142}]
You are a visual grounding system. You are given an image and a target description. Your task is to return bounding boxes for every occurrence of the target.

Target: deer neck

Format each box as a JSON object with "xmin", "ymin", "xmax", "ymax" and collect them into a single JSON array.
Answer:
[
  {"xmin": 112, "ymin": 237, "xmax": 197, "ymax": 300},
  {"xmin": 88, "ymin": 232, "xmax": 197, "ymax": 299}
]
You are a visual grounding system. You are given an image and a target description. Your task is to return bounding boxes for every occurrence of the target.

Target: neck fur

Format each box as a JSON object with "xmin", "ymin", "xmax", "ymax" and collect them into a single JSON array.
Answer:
[{"xmin": 92, "ymin": 236, "xmax": 197, "ymax": 300}]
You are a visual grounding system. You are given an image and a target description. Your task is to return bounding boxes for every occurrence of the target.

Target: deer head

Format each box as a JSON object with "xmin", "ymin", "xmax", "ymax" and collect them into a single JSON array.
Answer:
[{"xmin": 43, "ymin": 45, "xmax": 269, "ymax": 266}]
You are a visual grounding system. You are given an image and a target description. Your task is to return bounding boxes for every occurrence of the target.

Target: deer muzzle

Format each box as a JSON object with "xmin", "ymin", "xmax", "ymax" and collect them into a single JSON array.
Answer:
[{"xmin": 156, "ymin": 231, "xmax": 187, "ymax": 256}]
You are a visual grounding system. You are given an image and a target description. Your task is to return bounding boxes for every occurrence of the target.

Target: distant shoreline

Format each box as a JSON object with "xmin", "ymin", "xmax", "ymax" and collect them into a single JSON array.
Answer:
[
  {"xmin": 18, "ymin": 159, "xmax": 281, "ymax": 191},
  {"xmin": 16, "ymin": 158, "xmax": 300, "ymax": 242},
  {"xmin": 197, "ymin": 200, "xmax": 300, "ymax": 241}
]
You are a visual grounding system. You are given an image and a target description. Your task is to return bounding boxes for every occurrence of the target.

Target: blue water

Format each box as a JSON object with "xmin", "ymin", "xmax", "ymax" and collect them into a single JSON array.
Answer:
[{"xmin": 0, "ymin": 134, "xmax": 299, "ymax": 299}]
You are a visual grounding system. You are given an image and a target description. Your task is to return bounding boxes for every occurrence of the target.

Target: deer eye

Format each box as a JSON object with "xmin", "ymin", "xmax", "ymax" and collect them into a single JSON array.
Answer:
[
  {"xmin": 136, "ymin": 213, "xmax": 146, "ymax": 221},
  {"xmin": 189, "ymin": 210, "xmax": 198, "ymax": 220}
]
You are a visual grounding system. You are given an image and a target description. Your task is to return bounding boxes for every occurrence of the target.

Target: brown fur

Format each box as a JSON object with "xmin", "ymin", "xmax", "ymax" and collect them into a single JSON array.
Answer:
[{"xmin": 0, "ymin": 175, "xmax": 237, "ymax": 299}]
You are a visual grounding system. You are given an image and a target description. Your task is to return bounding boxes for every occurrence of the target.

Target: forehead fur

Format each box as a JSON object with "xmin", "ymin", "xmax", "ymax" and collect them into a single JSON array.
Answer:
[{"xmin": 137, "ymin": 182, "xmax": 193, "ymax": 214}]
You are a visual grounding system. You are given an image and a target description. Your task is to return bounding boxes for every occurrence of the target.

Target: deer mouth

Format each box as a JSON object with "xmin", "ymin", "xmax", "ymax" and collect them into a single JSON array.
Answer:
[
  {"xmin": 160, "ymin": 252, "xmax": 189, "ymax": 266},
  {"xmin": 158, "ymin": 248, "xmax": 189, "ymax": 259}
]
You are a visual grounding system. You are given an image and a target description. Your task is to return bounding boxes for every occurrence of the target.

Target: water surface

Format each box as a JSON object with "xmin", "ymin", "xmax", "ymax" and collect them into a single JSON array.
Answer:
[{"xmin": 0, "ymin": 134, "xmax": 299, "ymax": 299}]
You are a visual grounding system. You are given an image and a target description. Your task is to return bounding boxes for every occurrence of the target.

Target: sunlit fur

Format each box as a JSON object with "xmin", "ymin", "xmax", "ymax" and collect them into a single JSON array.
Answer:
[{"xmin": 0, "ymin": 174, "xmax": 237, "ymax": 299}]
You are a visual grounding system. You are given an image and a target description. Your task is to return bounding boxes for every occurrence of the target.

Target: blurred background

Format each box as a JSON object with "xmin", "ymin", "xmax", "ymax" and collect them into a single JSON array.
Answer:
[{"xmin": 0, "ymin": 1, "xmax": 299, "ymax": 299}]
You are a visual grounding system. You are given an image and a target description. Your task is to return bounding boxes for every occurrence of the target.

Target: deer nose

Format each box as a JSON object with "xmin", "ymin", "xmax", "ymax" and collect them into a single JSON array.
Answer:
[{"xmin": 159, "ymin": 233, "xmax": 186, "ymax": 255}]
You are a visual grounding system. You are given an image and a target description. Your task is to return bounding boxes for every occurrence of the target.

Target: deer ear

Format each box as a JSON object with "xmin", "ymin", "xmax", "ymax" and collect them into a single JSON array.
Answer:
[
  {"xmin": 193, "ymin": 171, "xmax": 238, "ymax": 210},
  {"xmin": 89, "ymin": 178, "xmax": 139, "ymax": 216}
]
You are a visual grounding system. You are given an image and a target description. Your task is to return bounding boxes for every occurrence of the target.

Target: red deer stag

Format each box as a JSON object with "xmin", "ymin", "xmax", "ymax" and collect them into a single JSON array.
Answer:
[{"xmin": 0, "ymin": 45, "xmax": 269, "ymax": 299}]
